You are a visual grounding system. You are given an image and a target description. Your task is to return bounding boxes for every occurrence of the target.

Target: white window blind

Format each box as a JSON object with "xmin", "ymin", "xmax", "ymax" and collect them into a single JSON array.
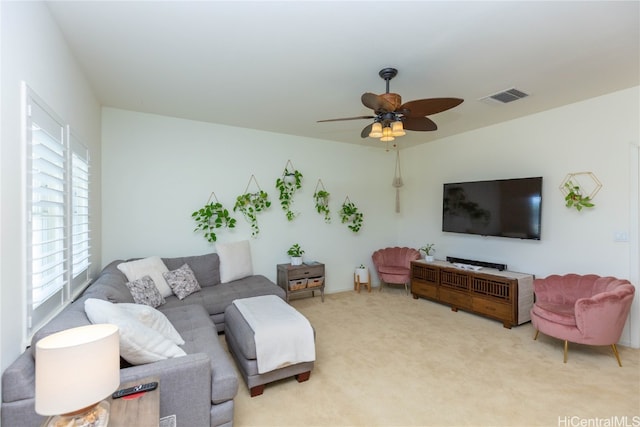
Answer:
[
  {"xmin": 24, "ymin": 85, "xmax": 91, "ymax": 336},
  {"xmin": 71, "ymin": 135, "xmax": 91, "ymax": 294}
]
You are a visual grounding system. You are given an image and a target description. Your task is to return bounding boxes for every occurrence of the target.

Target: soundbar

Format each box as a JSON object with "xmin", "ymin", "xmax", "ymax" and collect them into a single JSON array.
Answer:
[{"xmin": 446, "ymin": 256, "xmax": 507, "ymax": 271}]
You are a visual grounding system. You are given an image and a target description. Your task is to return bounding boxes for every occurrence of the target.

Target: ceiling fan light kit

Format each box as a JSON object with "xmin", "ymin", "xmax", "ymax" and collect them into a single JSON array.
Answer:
[{"xmin": 318, "ymin": 67, "xmax": 464, "ymax": 146}]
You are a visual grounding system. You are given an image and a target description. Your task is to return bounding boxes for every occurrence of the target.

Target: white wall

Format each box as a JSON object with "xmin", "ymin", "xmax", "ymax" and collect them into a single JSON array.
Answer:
[
  {"xmin": 103, "ymin": 87, "xmax": 639, "ymax": 348},
  {"xmin": 102, "ymin": 108, "xmax": 401, "ymax": 291},
  {"xmin": 398, "ymin": 87, "xmax": 640, "ymax": 347},
  {"xmin": 0, "ymin": 0, "xmax": 102, "ymax": 379}
]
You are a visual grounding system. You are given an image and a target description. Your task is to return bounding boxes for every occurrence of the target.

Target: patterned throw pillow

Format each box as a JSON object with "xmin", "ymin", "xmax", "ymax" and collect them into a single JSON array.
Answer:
[
  {"xmin": 163, "ymin": 263, "xmax": 201, "ymax": 300},
  {"xmin": 125, "ymin": 275, "xmax": 166, "ymax": 308}
]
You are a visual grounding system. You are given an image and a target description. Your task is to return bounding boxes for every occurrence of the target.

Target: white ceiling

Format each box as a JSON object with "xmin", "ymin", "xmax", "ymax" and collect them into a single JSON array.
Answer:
[{"xmin": 46, "ymin": 1, "xmax": 639, "ymax": 149}]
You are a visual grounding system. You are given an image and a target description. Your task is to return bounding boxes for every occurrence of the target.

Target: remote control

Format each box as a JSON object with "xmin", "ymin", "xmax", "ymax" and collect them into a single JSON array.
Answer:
[{"xmin": 112, "ymin": 381, "xmax": 158, "ymax": 399}]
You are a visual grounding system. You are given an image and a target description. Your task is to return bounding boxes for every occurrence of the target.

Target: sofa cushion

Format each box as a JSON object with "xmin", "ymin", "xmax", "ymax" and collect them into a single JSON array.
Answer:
[
  {"xmin": 531, "ymin": 301, "xmax": 577, "ymax": 326},
  {"xmin": 159, "ymin": 275, "xmax": 286, "ymax": 331},
  {"xmin": 163, "ymin": 263, "xmax": 201, "ymax": 300},
  {"xmin": 116, "ymin": 302, "xmax": 185, "ymax": 345},
  {"xmin": 84, "ymin": 298, "xmax": 186, "ymax": 365},
  {"xmin": 126, "ymin": 276, "xmax": 166, "ymax": 308},
  {"xmin": 163, "ymin": 253, "xmax": 220, "ymax": 287},
  {"xmin": 216, "ymin": 240, "xmax": 253, "ymax": 283},
  {"xmin": 118, "ymin": 256, "xmax": 173, "ymax": 297},
  {"xmin": 162, "ymin": 304, "xmax": 239, "ymax": 404}
]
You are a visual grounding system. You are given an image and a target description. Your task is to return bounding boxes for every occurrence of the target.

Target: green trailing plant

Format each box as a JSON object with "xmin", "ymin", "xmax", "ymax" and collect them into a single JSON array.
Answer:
[
  {"xmin": 313, "ymin": 190, "xmax": 331, "ymax": 223},
  {"xmin": 233, "ymin": 190, "xmax": 271, "ymax": 237},
  {"xmin": 287, "ymin": 243, "xmax": 305, "ymax": 257},
  {"xmin": 564, "ymin": 181, "xmax": 595, "ymax": 211},
  {"xmin": 275, "ymin": 167, "xmax": 303, "ymax": 221},
  {"xmin": 419, "ymin": 244, "xmax": 435, "ymax": 256},
  {"xmin": 192, "ymin": 201, "xmax": 236, "ymax": 243},
  {"xmin": 340, "ymin": 200, "xmax": 364, "ymax": 233}
]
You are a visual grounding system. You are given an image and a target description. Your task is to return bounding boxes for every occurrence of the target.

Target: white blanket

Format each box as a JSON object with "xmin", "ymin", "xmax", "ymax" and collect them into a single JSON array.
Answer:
[{"xmin": 233, "ymin": 295, "xmax": 315, "ymax": 374}]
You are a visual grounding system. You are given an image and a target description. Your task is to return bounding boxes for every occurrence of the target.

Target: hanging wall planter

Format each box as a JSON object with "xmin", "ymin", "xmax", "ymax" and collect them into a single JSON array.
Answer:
[
  {"xmin": 340, "ymin": 196, "xmax": 364, "ymax": 233},
  {"xmin": 275, "ymin": 160, "xmax": 303, "ymax": 221},
  {"xmin": 559, "ymin": 172, "xmax": 601, "ymax": 212},
  {"xmin": 234, "ymin": 175, "xmax": 271, "ymax": 237},
  {"xmin": 313, "ymin": 179, "xmax": 331, "ymax": 223},
  {"xmin": 191, "ymin": 192, "xmax": 236, "ymax": 243}
]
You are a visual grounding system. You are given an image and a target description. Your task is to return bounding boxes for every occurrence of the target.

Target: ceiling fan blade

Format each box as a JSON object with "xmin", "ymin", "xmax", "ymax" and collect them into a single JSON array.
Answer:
[
  {"xmin": 360, "ymin": 123, "xmax": 373, "ymax": 138},
  {"xmin": 317, "ymin": 115, "xmax": 374, "ymax": 123},
  {"xmin": 361, "ymin": 93, "xmax": 395, "ymax": 113},
  {"xmin": 399, "ymin": 98, "xmax": 464, "ymax": 117},
  {"xmin": 403, "ymin": 116, "xmax": 438, "ymax": 131}
]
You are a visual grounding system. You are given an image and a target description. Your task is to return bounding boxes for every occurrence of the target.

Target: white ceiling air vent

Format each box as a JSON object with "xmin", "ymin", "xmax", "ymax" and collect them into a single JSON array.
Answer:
[{"xmin": 479, "ymin": 88, "xmax": 529, "ymax": 104}]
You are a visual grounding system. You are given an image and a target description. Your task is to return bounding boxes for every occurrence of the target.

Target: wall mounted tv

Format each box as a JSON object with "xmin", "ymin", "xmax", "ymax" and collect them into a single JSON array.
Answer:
[{"xmin": 442, "ymin": 177, "xmax": 542, "ymax": 240}]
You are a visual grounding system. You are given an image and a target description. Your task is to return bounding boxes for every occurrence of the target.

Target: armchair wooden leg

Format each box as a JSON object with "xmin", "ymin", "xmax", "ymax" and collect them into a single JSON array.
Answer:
[
  {"xmin": 533, "ymin": 330, "xmax": 539, "ymax": 340},
  {"xmin": 611, "ymin": 344, "xmax": 623, "ymax": 367},
  {"xmin": 563, "ymin": 340, "xmax": 568, "ymax": 363}
]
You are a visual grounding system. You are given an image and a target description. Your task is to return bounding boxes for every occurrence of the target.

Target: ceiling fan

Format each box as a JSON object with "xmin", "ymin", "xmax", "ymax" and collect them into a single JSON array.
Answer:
[{"xmin": 318, "ymin": 67, "xmax": 463, "ymax": 141}]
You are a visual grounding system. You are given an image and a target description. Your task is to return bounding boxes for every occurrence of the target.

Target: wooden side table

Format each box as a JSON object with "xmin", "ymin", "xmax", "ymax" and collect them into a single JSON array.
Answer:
[
  {"xmin": 109, "ymin": 377, "xmax": 160, "ymax": 427},
  {"xmin": 277, "ymin": 262, "xmax": 325, "ymax": 302}
]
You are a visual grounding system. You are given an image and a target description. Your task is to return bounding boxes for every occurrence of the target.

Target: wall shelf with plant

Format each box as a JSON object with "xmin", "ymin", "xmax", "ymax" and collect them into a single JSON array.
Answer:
[
  {"xmin": 340, "ymin": 196, "xmax": 364, "ymax": 233},
  {"xmin": 559, "ymin": 172, "xmax": 601, "ymax": 212},
  {"xmin": 275, "ymin": 160, "xmax": 303, "ymax": 221},
  {"xmin": 234, "ymin": 175, "xmax": 271, "ymax": 237},
  {"xmin": 313, "ymin": 179, "xmax": 331, "ymax": 223},
  {"xmin": 192, "ymin": 192, "xmax": 236, "ymax": 242}
]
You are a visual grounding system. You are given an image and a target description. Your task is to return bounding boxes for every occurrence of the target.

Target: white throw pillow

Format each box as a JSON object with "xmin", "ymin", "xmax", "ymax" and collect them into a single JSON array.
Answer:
[
  {"xmin": 84, "ymin": 298, "xmax": 186, "ymax": 365},
  {"xmin": 117, "ymin": 303, "xmax": 185, "ymax": 345},
  {"xmin": 216, "ymin": 240, "xmax": 253, "ymax": 283},
  {"xmin": 117, "ymin": 256, "xmax": 173, "ymax": 298}
]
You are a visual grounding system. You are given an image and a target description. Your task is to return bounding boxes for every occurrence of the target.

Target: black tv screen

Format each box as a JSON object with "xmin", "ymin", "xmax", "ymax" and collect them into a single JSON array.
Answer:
[{"xmin": 442, "ymin": 177, "xmax": 542, "ymax": 240}]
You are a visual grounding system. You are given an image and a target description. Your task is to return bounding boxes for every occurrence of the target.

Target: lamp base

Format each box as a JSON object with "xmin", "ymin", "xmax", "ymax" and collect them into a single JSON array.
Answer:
[{"xmin": 45, "ymin": 400, "xmax": 110, "ymax": 427}]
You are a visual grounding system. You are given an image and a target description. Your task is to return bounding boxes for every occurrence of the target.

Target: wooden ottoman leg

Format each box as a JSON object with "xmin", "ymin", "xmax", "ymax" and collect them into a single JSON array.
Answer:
[
  {"xmin": 296, "ymin": 371, "xmax": 311, "ymax": 383},
  {"xmin": 250, "ymin": 384, "xmax": 265, "ymax": 397}
]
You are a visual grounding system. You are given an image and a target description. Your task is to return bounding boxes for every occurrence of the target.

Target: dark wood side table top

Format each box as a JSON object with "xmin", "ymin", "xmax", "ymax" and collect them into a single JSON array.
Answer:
[{"xmin": 109, "ymin": 376, "xmax": 160, "ymax": 427}]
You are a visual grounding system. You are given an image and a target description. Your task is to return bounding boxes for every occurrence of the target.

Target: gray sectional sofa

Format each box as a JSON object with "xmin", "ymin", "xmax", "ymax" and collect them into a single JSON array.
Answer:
[{"xmin": 1, "ymin": 252, "xmax": 286, "ymax": 427}]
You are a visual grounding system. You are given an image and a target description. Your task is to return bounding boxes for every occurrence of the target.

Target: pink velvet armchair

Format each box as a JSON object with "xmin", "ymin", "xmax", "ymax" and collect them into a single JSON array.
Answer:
[
  {"xmin": 530, "ymin": 274, "xmax": 635, "ymax": 366},
  {"xmin": 372, "ymin": 247, "xmax": 421, "ymax": 294}
]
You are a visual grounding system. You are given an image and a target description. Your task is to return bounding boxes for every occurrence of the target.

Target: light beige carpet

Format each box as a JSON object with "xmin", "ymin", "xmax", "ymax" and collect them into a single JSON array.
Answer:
[{"xmin": 223, "ymin": 287, "xmax": 640, "ymax": 427}]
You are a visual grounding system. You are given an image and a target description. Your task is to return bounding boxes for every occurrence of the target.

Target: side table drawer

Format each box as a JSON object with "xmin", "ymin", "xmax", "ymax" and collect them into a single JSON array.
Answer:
[{"xmin": 287, "ymin": 265, "xmax": 324, "ymax": 280}]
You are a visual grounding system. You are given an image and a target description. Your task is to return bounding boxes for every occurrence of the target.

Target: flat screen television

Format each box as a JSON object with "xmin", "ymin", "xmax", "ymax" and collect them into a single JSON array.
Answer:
[{"xmin": 442, "ymin": 177, "xmax": 542, "ymax": 240}]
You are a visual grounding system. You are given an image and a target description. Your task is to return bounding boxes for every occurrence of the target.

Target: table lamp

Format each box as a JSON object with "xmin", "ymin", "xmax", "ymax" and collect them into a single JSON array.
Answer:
[{"xmin": 35, "ymin": 324, "xmax": 120, "ymax": 427}]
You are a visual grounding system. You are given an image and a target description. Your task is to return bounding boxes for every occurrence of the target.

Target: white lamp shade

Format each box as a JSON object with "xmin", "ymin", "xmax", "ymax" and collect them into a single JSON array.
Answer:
[
  {"xmin": 391, "ymin": 121, "xmax": 406, "ymax": 136},
  {"xmin": 35, "ymin": 324, "xmax": 120, "ymax": 416},
  {"xmin": 369, "ymin": 122, "xmax": 383, "ymax": 138},
  {"xmin": 380, "ymin": 126, "xmax": 395, "ymax": 142}
]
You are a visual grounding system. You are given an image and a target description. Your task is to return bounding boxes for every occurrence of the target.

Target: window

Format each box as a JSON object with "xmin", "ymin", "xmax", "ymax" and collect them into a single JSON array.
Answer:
[{"xmin": 24, "ymin": 85, "xmax": 91, "ymax": 337}]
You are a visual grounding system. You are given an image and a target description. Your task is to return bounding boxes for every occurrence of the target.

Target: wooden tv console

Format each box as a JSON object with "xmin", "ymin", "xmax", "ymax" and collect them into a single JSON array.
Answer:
[{"xmin": 410, "ymin": 260, "xmax": 534, "ymax": 328}]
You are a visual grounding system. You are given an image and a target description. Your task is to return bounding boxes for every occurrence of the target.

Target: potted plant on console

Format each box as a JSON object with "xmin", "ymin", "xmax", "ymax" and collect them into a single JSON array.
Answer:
[
  {"xmin": 287, "ymin": 243, "xmax": 305, "ymax": 266},
  {"xmin": 419, "ymin": 244, "xmax": 436, "ymax": 262}
]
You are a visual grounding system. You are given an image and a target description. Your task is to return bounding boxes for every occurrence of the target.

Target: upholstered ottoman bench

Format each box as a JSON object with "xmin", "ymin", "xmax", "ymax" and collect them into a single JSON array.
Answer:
[{"xmin": 224, "ymin": 295, "xmax": 315, "ymax": 396}]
